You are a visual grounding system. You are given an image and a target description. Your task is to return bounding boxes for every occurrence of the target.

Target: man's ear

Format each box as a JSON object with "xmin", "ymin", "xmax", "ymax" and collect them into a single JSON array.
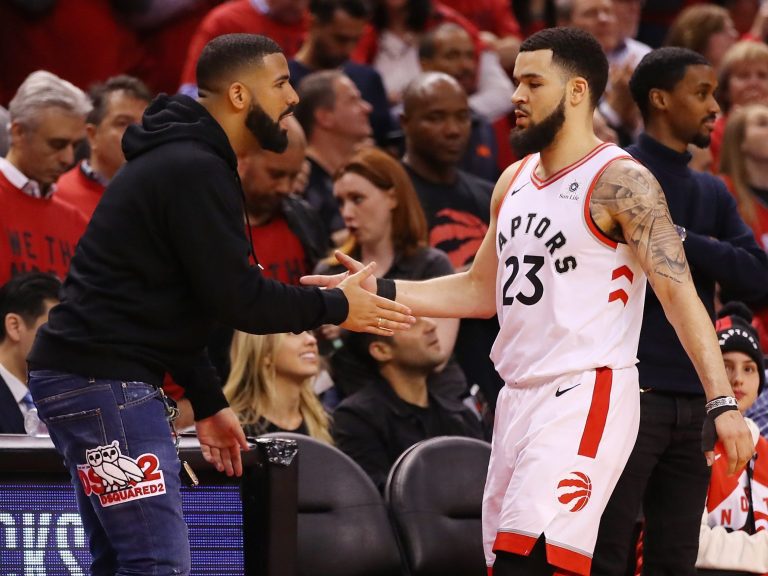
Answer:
[
  {"xmin": 648, "ymin": 88, "xmax": 668, "ymax": 113},
  {"xmin": 368, "ymin": 340, "xmax": 393, "ymax": 363},
  {"xmin": 9, "ymin": 121, "xmax": 28, "ymax": 147},
  {"xmin": 3, "ymin": 313, "xmax": 23, "ymax": 344},
  {"xmin": 314, "ymin": 106, "xmax": 336, "ymax": 130},
  {"xmin": 228, "ymin": 82, "xmax": 249, "ymax": 112},
  {"xmin": 569, "ymin": 77, "xmax": 589, "ymax": 106}
]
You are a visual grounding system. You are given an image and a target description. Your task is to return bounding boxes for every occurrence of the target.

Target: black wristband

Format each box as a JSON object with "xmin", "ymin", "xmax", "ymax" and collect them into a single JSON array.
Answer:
[
  {"xmin": 701, "ymin": 404, "xmax": 740, "ymax": 452},
  {"xmin": 376, "ymin": 278, "xmax": 396, "ymax": 301}
]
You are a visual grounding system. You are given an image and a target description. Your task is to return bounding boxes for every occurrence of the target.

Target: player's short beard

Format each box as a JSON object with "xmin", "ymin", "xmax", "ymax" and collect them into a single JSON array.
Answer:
[
  {"xmin": 245, "ymin": 103, "xmax": 290, "ymax": 153},
  {"xmin": 510, "ymin": 95, "xmax": 566, "ymax": 156}
]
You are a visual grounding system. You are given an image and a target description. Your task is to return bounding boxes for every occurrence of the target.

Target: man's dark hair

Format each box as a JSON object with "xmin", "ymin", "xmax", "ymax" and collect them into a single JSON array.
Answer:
[
  {"xmin": 196, "ymin": 34, "xmax": 283, "ymax": 93},
  {"xmin": 0, "ymin": 273, "xmax": 61, "ymax": 340},
  {"xmin": 294, "ymin": 70, "xmax": 343, "ymax": 138},
  {"xmin": 519, "ymin": 27, "xmax": 608, "ymax": 108},
  {"xmin": 310, "ymin": 0, "xmax": 369, "ymax": 23},
  {"xmin": 629, "ymin": 47, "xmax": 711, "ymax": 122},
  {"xmin": 86, "ymin": 75, "xmax": 152, "ymax": 125},
  {"xmin": 345, "ymin": 330, "xmax": 386, "ymax": 370}
]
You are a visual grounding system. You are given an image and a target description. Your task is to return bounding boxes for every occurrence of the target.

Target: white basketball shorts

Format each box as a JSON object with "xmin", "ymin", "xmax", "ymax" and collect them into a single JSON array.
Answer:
[{"xmin": 483, "ymin": 367, "xmax": 640, "ymax": 575}]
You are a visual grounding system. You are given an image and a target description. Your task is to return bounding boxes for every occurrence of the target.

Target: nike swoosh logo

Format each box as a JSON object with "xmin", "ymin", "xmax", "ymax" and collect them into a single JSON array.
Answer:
[
  {"xmin": 555, "ymin": 383, "xmax": 582, "ymax": 397},
  {"xmin": 510, "ymin": 182, "xmax": 528, "ymax": 197}
]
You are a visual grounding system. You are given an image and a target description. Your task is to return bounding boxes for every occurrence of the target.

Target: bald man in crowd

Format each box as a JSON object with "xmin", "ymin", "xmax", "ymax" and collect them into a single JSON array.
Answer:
[
  {"xmin": 419, "ymin": 22, "xmax": 502, "ymax": 181},
  {"xmin": 400, "ymin": 72, "xmax": 503, "ymax": 407}
]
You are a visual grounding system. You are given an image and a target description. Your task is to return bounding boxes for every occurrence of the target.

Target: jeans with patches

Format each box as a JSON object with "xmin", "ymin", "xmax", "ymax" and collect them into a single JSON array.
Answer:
[{"xmin": 29, "ymin": 370, "xmax": 190, "ymax": 576}]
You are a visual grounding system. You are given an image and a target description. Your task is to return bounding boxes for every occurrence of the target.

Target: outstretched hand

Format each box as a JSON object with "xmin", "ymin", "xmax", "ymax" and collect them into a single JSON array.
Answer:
[
  {"xmin": 302, "ymin": 252, "xmax": 414, "ymax": 335},
  {"xmin": 706, "ymin": 409, "xmax": 755, "ymax": 475},
  {"xmin": 301, "ymin": 251, "xmax": 374, "ymax": 291},
  {"xmin": 196, "ymin": 407, "xmax": 250, "ymax": 477}
]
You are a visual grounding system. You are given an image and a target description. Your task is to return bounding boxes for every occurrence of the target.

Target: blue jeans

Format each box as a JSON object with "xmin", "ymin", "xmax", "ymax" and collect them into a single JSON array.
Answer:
[{"xmin": 29, "ymin": 370, "xmax": 191, "ymax": 576}]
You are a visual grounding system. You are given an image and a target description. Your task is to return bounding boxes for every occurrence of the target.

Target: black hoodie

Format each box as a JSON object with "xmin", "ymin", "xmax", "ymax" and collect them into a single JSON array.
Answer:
[{"xmin": 29, "ymin": 95, "xmax": 348, "ymax": 418}]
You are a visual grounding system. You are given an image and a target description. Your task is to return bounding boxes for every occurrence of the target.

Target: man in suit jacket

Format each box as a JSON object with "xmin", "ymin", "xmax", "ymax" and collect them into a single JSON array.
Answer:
[{"xmin": 0, "ymin": 273, "xmax": 60, "ymax": 433}]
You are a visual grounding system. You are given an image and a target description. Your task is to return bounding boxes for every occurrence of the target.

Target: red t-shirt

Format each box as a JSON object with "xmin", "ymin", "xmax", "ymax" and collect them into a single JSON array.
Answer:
[
  {"xmin": 180, "ymin": 0, "xmax": 308, "ymax": 88},
  {"xmin": 55, "ymin": 163, "xmax": 106, "ymax": 221},
  {"xmin": 439, "ymin": 0, "xmax": 521, "ymax": 37},
  {"xmin": 0, "ymin": 1, "xmax": 143, "ymax": 105},
  {"xmin": 0, "ymin": 173, "xmax": 88, "ymax": 285},
  {"xmin": 248, "ymin": 217, "xmax": 307, "ymax": 285}
]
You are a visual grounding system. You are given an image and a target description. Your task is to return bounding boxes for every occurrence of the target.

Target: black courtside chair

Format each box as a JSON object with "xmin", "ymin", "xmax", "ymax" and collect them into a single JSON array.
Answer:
[
  {"xmin": 385, "ymin": 436, "xmax": 492, "ymax": 576},
  {"xmin": 260, "ymin": 432, "xmax": 403, "ymax": 576}
]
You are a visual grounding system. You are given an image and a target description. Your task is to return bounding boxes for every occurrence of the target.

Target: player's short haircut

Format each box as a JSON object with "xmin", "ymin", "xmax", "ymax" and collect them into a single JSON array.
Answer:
[
  {"xmin": 196, "ymin": 34, "xmax": 283, "ymax": 93},
  {"xmin": 309, "ymin": 0, "xmax": 369, "ymax": 23},
  {"xmin": 0, "ymin": 273, "xmax": 61, "ymax": 341},
  {"xmin": 518, "ymin": 27, "xmax": 608, "ymax": 109},
  {"xmin": 87, "ymin": 75, "xmax": 152, "ymax": 126},
  {"xmin": 294, "ymin": 70, "xmax": 343, "ymax": 138},
  {"xmin": 629, "ymin": 47, "xmax": 710, "ymax": 122}
]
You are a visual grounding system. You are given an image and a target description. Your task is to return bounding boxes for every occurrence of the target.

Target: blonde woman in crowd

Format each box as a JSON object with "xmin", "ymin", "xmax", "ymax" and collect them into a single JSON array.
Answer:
[
  {"xmin": 721, "ymin": 103, "xmax": 768, "ymax": 252},
  {"xmin": 711, "ymin": 41, "xmax": 768, "ymax": 170},
  {"xmin": 224, "ymin": 331, "xmax": 333, "ymax": 443}
]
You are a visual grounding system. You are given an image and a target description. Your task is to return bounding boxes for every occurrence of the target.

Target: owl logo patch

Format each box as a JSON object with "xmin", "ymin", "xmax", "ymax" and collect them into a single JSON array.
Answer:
[{"xmin": 78, "ymin": 440, "xmax": 166, "ymax": 507}]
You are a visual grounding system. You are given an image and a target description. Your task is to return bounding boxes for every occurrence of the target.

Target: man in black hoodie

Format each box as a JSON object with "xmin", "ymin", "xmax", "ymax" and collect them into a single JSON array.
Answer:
[{"xmin": 26, "ymin": 34, "xmax": 413, "ymax": 576}]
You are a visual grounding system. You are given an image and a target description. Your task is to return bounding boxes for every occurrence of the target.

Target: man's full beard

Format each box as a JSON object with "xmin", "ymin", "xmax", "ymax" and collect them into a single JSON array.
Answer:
[
  {"xmin": 245, "ymin": 103, "xmax": 291, "ymax": 153},
  {"xmin": 510, "ymin": 96, "xmax": 566, "ymax": 157}
]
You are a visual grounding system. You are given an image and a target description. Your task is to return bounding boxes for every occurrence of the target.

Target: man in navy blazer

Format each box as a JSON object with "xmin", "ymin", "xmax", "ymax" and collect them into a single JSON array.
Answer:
[{"xmin": 0, "ymin": 273, "xmax": 60, "ymax": 434}]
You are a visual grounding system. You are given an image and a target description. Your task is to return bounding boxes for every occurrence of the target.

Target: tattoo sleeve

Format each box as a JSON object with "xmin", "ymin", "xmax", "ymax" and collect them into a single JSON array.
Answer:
[{"xmin": 590, "ymin": 160, "xmax": 689, "ymax": 284}]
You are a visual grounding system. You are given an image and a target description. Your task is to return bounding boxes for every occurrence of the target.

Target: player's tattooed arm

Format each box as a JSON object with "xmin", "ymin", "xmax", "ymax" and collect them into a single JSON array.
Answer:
[{"xmin": 590, "ymin": 159, "xmax": 690, "ymax": 285}]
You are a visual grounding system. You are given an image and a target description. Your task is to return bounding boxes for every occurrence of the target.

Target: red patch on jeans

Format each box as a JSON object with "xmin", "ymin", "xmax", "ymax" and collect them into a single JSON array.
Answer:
[{"xmin": 78, "ymin": 440, "xmax": 166, "ymax": 507}]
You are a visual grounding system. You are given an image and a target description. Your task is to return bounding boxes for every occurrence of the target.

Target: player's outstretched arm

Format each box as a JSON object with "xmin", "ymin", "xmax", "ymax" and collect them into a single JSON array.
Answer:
[
  {"xmin": 592, "ymin": 159, "xmax": 754, "ymax": 474},
  {"xmin": 301, "ymin": 162, "xmax": 522, "ymax": 320}
]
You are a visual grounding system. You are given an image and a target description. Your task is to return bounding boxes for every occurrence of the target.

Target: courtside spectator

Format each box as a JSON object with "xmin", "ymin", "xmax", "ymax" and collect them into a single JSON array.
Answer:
[
  {"xmin": 294, "ymin": 70, "xmax": 373, "ymax": 247},
  {"xmin": 0, "ymin": 273, "xmax": 60, "ymax": 434},
  {"xmin": 0, "ymin": 71, "xmax": 89, "ymax": 284},
  {"xmin": 57, "ymin": 75, "xmax": 152, "ymax": 220},
  {"xmin": 224, "ymin": 330, "xmax": 332, "ymax": 441},
  {"xmin": 334, "ymin": 317, "xmax": 484, "ymax": 490},
  {"xmin": 289, "ymin": 0, "xmax": 394, "ymax": 147}
]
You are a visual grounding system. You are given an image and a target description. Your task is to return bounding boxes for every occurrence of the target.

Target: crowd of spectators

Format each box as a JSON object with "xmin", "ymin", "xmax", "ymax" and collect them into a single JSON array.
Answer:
[{"xmin": 3, "ymin": 0, "xmax": 768, "ymax": 573}]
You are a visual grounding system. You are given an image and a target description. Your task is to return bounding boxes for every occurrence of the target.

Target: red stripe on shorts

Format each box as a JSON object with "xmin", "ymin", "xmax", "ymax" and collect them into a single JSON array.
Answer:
[
  {"xmin": 493, "ymin": 530, "xmax": 539, "ymax": 557},
  {"xmin": 577, "ymin": 367, "xmax": 612, "ymax": 458},
  {"xmin": 546, "ymin": 541, "xmax": 591, "ymax": 575}
]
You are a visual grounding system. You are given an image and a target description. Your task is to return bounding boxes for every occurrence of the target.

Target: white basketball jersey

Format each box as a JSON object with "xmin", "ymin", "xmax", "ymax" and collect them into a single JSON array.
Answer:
[{"xmin": 490, "ymin": 143, "xmax": 646, "ymax": 386}]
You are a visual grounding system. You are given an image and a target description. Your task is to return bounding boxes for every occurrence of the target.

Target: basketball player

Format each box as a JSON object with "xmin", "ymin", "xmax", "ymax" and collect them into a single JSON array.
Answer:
[{"xmin": 302, "ymin": 27, "xmax": 754, "ymax": 575}]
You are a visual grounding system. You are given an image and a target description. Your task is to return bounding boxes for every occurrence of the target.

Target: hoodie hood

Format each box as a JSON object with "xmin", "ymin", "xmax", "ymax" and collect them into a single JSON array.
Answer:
[{"xmin": 123, "ymin": 94, "xmax": 238, "ymax": 170}]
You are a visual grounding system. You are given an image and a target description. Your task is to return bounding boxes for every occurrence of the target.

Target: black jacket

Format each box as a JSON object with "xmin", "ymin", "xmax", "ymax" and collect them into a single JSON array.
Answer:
[
  {"xmin": 332, "ymin": 376, "xmax": 485, "ymax": 491},
  {"xmin": 29, "ymin": 95, "xmax": 348, "ymax": 419}
]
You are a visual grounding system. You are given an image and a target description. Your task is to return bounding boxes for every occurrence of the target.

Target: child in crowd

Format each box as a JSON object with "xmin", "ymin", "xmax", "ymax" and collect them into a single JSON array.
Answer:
[{"xmin": 697, "ymin": 302, "xmax": 768, "ymax": 576}]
